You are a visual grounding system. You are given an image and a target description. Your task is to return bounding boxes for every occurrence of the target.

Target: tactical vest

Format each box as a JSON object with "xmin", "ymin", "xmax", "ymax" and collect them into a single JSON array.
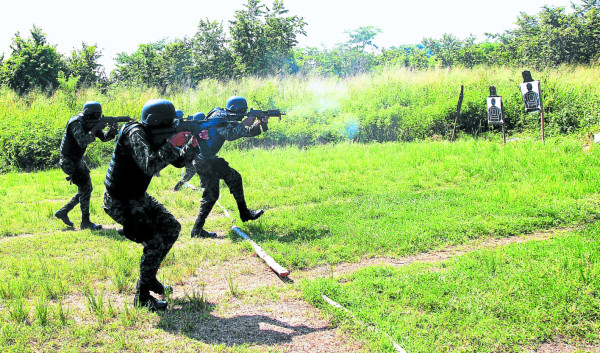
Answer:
[
  {"xmin": 60, "ymin": 116, "xmax": 88, "ymax": 160},
  {"xmin": 104, "ymin": 122, "xmax": 154, "ymax": 200}
]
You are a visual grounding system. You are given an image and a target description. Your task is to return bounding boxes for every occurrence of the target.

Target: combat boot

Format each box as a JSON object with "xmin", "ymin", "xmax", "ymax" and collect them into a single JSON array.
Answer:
[
  {"xmin": 174, "ymin": 181, "xmax": 184, "ymax": 191},
  {"xmin": 149, "ymin": 278, "xmax": 173, "ymax": 296},
  {"xmin": 191, "ymin": 228, "xmax": 218, "ymax": 238},
  {"xmin": 80, "ymin": 214, "xmax": 102, "ymax": 231},
  {"xmin": 237, "ymin": 201, "xmax": 264, "ymax": 222},
  {"xmin": 54, "ymin": 209, "xmax": 74, "ymax": 227},
  {"xmin": 134, "ymin": 283, "xmax": 168, "ymax": 311},
  {"xmin": 190, "ymin": 211, "xmax": 218, "ymax": 238}
]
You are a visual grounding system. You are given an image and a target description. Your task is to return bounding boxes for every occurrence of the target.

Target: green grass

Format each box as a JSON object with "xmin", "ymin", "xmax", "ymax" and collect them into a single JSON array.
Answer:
[
  {"xmin": 0, "ymin": 137, "xmax": 600, "ymax": 350},
  {"xmin": 302, "ymin": 225, "xmax": 600, "ymax": 352},
  {"xmin": 228, "ymin": 138, "xmax": 600, "ymax": 268}
]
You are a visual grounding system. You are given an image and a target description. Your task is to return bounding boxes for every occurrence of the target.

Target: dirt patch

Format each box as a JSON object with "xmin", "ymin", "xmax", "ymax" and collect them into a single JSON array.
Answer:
[
  {"xmin": 293, "ymin": 229, "xmax": 557, "ymax": 281},
  {"xmin": 3, "ymin": 226, "xmax": 598, "ymax": 352},
  {"xmin": 531, "ymin": 338, "xmax": 600, "ymax": 353}
]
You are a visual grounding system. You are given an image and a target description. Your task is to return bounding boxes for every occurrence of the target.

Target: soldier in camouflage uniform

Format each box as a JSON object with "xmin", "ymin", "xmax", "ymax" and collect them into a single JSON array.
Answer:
[
  {"xmin": 174, "ymin": 112, "xmax": 205, "ymax": 191},
  {"xmin": 102, "ymin": 99, "xmax": 203, "ymax": 311},
  {"xmin": 55, "ymin": 101, "xmax": 118, "ymax": 230},
  {"xmin": 186, "ymin": 96, "xmax": 266, "ymax": 238}
]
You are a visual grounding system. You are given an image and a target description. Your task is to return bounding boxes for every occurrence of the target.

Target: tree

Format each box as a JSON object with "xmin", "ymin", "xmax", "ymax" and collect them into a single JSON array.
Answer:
[
  {"xmin": 487, "ymin": 2, "xmax": 600, "ymax": 67},
  {"xmin": 190, "ymin": 19, "xmax": 235, "ymax": 80},
  {"xmin": 0, "ymin": 25, "xmax": 65, "ymax": 95},
  {"xmin": 573, "ymin": 0, "xmax": 600, "ymax": 63},
  {"xmin": 344, "ymin": 26, "xmax": 382, "ymax": 52},
  {"xmin": 66, "ymin": 43, "xmax": 106, "ymax": 88},
  {"xmin": 422, "ymin": 33, "xmax": 465, "ymax": 67},
  {"xmin": 229, "ymin": 0, "xmax": 306, "ymax": 76},
  {"xmin": 111, "ymin": 42, "xmax": 169, "ymax": 90},
  {"xmin": 162, "ymin": 39, "xmax": 194, "ymax": 87}
]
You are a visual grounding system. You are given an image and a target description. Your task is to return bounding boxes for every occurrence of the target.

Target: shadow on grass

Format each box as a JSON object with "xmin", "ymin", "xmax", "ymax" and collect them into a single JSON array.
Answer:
[
  {"xmin": 90, "ymin": 228, "xmax": 129, "ymax": 242},
  {"xmin": 157, "ymin": 301, "xmax": 328, "ymax": 347}
]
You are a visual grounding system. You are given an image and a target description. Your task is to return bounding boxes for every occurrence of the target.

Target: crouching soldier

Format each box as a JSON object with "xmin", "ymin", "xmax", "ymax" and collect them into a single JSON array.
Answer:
[
  {"xmin": 55, "ymin": 101, "xmax": 118, "ymax": 230},
  {"xmin": 102, "ymin": 99, "xmax": 203, "ymax": 311}
]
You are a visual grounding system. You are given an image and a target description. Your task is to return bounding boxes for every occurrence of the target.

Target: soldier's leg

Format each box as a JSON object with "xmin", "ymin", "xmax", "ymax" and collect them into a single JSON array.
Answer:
[
  {"xmin": 71, "ymin": 161, "xmax": 101, "ymax": 230},
  {"xmin": 191, "ymin": 174, "xmax": 220, "ymax": 238},
  {"xmin": 174, "ymin": 163, "xmax": 196, "ymax": 191},
  {"xmin": 55, "ymin": 194, "xmax": 78, "ymax": 227},
  {"xmin": 221, "ymin": 163, "xmax": 263, "ymax": 222},
  {"xmin": 119, "ymin": 195, "xmax": 176, "ymax": 310},
  {"xmin": 102, "ymin": 194, "xmax": 166, "ymax": 309},
  {"xmin": 55, "ymin": 161, "xmax": 80, "ymax": 227},
  {"xmin": 141, "ymin": 196, "xmax": 180, "ymax": 301}
]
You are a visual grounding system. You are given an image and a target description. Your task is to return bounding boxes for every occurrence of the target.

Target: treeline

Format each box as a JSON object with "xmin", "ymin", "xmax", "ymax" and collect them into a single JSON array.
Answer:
[{"xmin": 0, "ymin": 0, "xmax": 599, "ymax": 94}]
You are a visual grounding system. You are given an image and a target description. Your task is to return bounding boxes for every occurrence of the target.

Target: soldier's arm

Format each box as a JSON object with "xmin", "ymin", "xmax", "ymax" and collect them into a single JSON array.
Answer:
[
  {"xmin": 70, "ymin": 121, "xmax": 96, "ymax": 148},
  {"xmin": 220, "ymin": 121, "xmax": 261, "ymax": 141},
  {"xmin": 126, "ymin": 129, "xmax": 182, "ymax": 176},
  {"xmin": 170, "ymin": 140, "xmax": 199, "ymax": 168},
  {"xmin": 96, "ymin": 123, "xmax": 118, "ymax": 142}
]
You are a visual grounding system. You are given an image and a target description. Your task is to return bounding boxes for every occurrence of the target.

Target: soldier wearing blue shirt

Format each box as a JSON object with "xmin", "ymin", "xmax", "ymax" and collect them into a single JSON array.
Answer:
[{"xmin": 185, "ymin": 96, "xmax": 266, "ymax": 238}]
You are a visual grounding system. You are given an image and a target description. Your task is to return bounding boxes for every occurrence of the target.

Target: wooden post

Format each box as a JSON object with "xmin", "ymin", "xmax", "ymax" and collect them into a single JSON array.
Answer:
[
  {"xmin": 232, "ymin": 226, "xmax": 290, "ymax": 277},
  {"xmin": 451, "ymin": 85, "xmax": 464, "ymax": 142},
  {"xmin": 538, "ymin": 81, "xmax": 545, "ymax": 143}
]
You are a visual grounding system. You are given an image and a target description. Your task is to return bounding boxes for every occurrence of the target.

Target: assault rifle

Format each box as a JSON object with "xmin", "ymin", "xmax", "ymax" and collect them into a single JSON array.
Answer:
[
  {"xmin": 227, "ymin": 109, "xmax": 286, "ymax": 132},
  {"xmin": 150, "ymin": 108, "xmax": 285, "ymax": 144},
  {"xmin": 83, "ymin": 116, "xmax": 133, "ymax": 131}
]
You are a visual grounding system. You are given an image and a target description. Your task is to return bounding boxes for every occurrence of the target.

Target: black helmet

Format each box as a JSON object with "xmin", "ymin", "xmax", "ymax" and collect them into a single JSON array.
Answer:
[
  {"xmin": 192, "ymin": 112, "xmax": 206, "ymax": 121},
  {"xmin": 141, "ymin": 99, "xmax": 177, "ymax": 127},
  {"xmin": 82, "ymin": 101, "xmax": 102, "ymax": 118},
  {"xmin": 225, "ymin": 96, "xmax": 247, "ymax": 114}
]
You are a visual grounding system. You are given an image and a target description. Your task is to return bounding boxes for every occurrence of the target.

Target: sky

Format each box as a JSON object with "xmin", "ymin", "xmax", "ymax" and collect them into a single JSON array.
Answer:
[{"xmin": 0, "ymin": 0, "xmax": 576, "ymax": 72}]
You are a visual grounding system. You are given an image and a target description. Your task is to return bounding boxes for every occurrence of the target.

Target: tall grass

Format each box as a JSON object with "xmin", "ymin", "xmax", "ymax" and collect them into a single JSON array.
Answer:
[{"xmin": 1, "ymin": 66, "xmax": 599, "ymax": 172}]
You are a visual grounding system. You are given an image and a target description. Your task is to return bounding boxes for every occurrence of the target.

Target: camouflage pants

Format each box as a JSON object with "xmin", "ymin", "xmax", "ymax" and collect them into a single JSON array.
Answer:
[
  {"xmin": 58, "ymin": 158, "xmax": 93, "ymax": 217},
  {"xmin": 174, "ymin": 161, "xmax": 196, "ymax": 190},
  {"xmin": 192, "ymin": 156, "xmax": 245, "ymax": 228},
  {"xmin": 102, "ymin": 192, "xmax": 180, "ymax": 289}
]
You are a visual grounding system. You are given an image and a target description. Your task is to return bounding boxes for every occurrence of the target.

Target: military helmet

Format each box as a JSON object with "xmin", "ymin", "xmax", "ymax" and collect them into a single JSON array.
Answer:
[
  {"xmin": 141, "ymin": 99, "xmax": 177, "ymax": 127},
  {"xmin": 82, "ymin": 101, "xmax": 102, "ymax": 117},
  {"xmin": 225, "ymin": 96, "xmax": 248, "ymax": 114},
  {"xmin": 192, "ymin": 112, "xmax": 206, "ymax": 121},
  {"xmin": 175, "ymin": 109, "xmax": 184, "ymax": 119}
]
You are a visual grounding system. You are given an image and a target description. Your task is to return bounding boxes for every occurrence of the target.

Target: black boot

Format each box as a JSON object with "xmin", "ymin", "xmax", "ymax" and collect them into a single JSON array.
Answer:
[
  {"xmin": 190, "ymin": 208, "xmax": 218, "ymax": 238},
  {"xmin": 54, "ymin": 209, "xmax": 74, "ymax": 227},
  {"xmin": 174, "ymin": 181, "xmax": 184, "ymax": 191},
  {"xmin": 81, "ymin": 213, "xmax": 102, "ymax": 231},
  {"xmin": 237, "ymin": 201, "xmax": 264, "ymax": 222},
  {"xmin": 191, "ymin": 228, "xmax": 218, "ymax": 238},
  {"xmin": 134, "ymin": 282, "xmax": 168, "ymax": 311},
  {"xmin": 149, "ymin": 278, "xmax": 173, "ymax": 296}
]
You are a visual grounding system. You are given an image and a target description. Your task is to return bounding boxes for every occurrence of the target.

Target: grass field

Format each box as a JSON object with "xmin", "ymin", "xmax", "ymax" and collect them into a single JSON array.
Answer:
[{"xmin": 1, "ymin": 137, "xmax": 600, "ymax": 351}]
